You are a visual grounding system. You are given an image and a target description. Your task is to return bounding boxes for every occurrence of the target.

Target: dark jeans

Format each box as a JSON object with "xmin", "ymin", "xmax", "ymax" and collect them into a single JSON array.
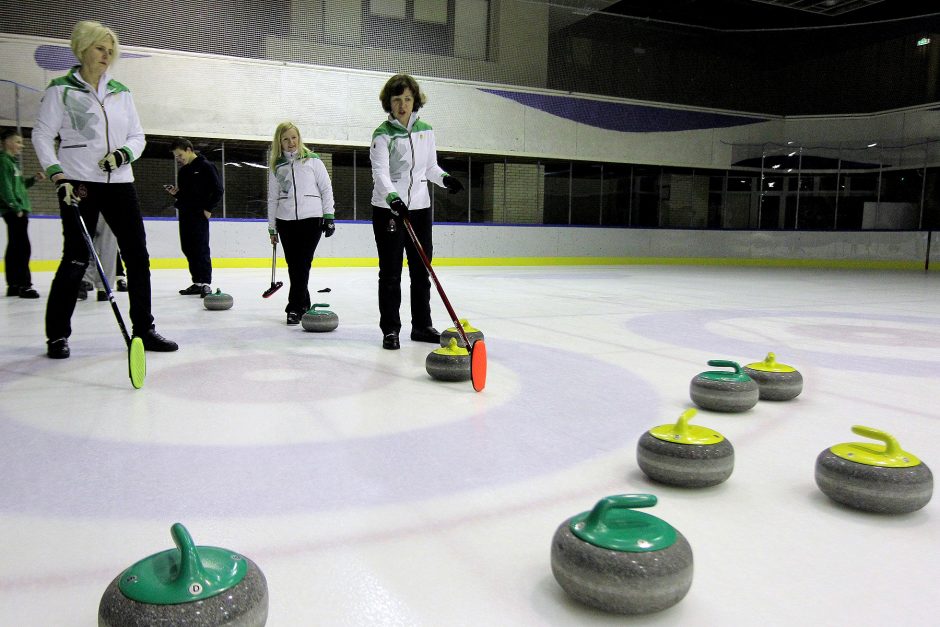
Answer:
[
  {"xmin": 179, "ymin": 209, "xmax": 211, "ymax": 284},
  {"xmin": 276, "ymin": 216, "xmax": 323, "ymax": 315},
  {"xmin": 46, "ymin": 181, "xmax": 154, "ymax": 340},
  {"xmin": 3, "ymin": 211, "xmax": 32, "ymax": 289},
  {"xmin": 371, "ymin": 205, "xmax": 432, "ymax": 335}
]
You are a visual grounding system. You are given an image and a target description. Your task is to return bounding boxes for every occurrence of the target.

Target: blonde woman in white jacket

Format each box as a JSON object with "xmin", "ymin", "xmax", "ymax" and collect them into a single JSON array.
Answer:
[
  {"xmin": 267, "ymin": 121, "xmax": 335, "ymax": 325},
  {"xmin": 32, "ymin": 20, "xmax": 177, "ymax": 359},
  {"xmin": 370, "ymin": 74, "xmax": 463, "ymax": 350}
]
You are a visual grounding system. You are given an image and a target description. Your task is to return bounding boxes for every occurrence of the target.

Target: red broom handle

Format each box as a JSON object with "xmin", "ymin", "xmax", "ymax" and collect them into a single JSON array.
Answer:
[{"xmin": 400, "ymin": 214, "xmax": 474, "ymax": 350}]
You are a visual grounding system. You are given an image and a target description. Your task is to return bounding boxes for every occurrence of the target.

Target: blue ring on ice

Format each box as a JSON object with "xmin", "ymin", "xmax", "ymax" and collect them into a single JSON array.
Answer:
[{"xmin": 0, "ymin": 339, "xmax": 659, "ymax": 516}]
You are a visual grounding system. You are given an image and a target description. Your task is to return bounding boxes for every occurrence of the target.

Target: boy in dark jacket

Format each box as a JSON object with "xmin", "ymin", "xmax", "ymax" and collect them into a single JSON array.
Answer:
[{"xmin": 165, "ymin": 137, "xmax": 223, "ymax": 297}]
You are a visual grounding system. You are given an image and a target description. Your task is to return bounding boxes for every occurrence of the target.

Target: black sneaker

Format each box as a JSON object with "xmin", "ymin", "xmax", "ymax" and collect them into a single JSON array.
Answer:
[
  {"xmin": 97, "ymin": 290, "xmax": 108, "ymax": 302},
  {"xmin": 47, "ymin": 337, "xmax": 70, "ymax": 359},
  {"xmin": 199, "ymin": 284, "xmax": 212, "ymax": 298},
  {"xmin": 382, "ymin": 332, "xmax": 400, "ymax": 350},
  {"xmin": 116, "ymin": 278, "xmax": 128, "ymax": 292},
  {"xmin": 18, "ymin": 287, "xmax": 40, "ymax": 299},
  {"xmin": 179, "ymin": 284, "xmax": 204, "ymax": 295},
  {"xmin": 136, "ymin": 328, "xmax": 179, "ymax": 352},
  {"xmin": 286, "ymin": 311, "xmax": 301, "ymax": 325},
  {"xmin": 410, "ymin": 326, "xmax": 440, "ymax": 343}
]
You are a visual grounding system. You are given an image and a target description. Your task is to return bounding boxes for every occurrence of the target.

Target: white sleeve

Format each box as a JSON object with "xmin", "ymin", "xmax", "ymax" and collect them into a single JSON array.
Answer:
[
  {"xmin": 425, "ymin": 130, "xmax": 447, "ymax": 187},
  {"xmin": 121, "ymin": 93, "xmax": 147, "ymax": 161},
  {"xmin": 32, "ymin": 87, "xmax": 64, "ymax": 177},
  {"xmin": 267, "ymin": 169, "xmax": 278, "ymax": 232},
  {"xmin": 370, "ymin": 134, "xmax": 397, "ymax": 204},
  {"xmin": 314, "ymin": 159, "xmax": 335, "ymax": 218}
]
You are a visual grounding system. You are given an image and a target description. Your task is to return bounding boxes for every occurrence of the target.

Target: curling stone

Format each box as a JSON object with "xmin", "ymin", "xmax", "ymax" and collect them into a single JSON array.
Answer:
[
  {"xmin": 425, "ymin": 337, "xmax": 471, "ymax": 382},
  {"xmin": 98, "ymin": 522, "xmax": 268, "ymax": 626},
  {"xmin": 743, "ymin": 352, "xmax": 803, "ymax": 401},
  {"xmin": 301, "ymin": 303, "xmax": 339, "ymax": 332},
  {"xmin": 440, "ymin": 318, "xmax": 484, "ymax": 348},
  {"xmin": 551, "ymin": 494, "xmax": 693, "ymax": 615},
  {"xmin": 689, "ymin": 359, "xmax": 759, "ymax": 413},
  {"xmin": 637, "ymin": 408, "xmax": 734, "ymax": 487},
  {"xmin": 203, "ymin": 289, "xmax": 233, "ymax": 310},
  {"xmin": 815, "ymin": 425, "xmax": 933, "ymax": 514}
]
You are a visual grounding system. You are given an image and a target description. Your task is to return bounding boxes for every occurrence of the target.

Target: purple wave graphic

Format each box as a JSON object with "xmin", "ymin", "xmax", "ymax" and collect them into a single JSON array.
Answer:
[
  {"xmin": 34, "ymin": 45, "xmax": 149, "ymax": 71},
  {"xmin": 481, "ymin": 88, "xmax": 770, "ymax": 133}
]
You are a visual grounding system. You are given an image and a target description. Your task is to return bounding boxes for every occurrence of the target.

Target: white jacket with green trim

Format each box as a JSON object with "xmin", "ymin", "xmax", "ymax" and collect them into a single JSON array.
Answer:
[
  {"xmin": 33, "ymin": 66, "xmax": 145, "ymax": 184},
  {"xmin": 267, "ymin": 149, "xmax": 335, "ymax": 231},
  {"xmin": 370, "ymin": 113, "xmax": 447, "ymax": 210}
]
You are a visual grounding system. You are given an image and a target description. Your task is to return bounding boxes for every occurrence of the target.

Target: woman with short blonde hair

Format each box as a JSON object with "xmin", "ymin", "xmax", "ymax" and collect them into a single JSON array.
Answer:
[
  {"xmin": 32, "ymin": 20, "xmax": 177, "ymax": 358},
  {"xmin": 70, "ymin": 20, "xmax": 120, "ymax": 63}
]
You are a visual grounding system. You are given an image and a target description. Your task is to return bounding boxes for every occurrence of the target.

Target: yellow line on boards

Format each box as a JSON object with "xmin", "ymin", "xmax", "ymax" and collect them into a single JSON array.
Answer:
[{"xmin": 12, "ymin": 257, "xmax": 934, "ymax": 272}]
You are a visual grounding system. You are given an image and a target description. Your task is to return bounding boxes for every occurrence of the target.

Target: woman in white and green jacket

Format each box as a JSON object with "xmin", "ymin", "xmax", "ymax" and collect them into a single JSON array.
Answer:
[
  {"xmin": 370, "ymin": 74, "xmax": 463, "ymax": 350},
  {"xmin": 32, "ymin": 20, "xmax": 176, "ymax": 359},
  {"xmin": 267, "ymin": 121, "xmax": 335, "ymax": 325}
]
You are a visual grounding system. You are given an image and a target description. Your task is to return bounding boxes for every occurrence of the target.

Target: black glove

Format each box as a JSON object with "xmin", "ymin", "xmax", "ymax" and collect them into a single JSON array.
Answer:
[
  {"xmin": 389, "ymin": 198, "xmax": 407, "ymax": 217},
  {"xmin": 322, "ymin": 218, "xmax": 335, "ymax": 238},
  {"xmin": 56, "ymin": 180, "xmax": 79, "ymax": 205},
  {"xmin": 443, "ymin": 175, "xmax": 464, "ymax": 194},
  {"xmin": 98, "ymin": 149, "xmax": 128, "ymax": 173}
]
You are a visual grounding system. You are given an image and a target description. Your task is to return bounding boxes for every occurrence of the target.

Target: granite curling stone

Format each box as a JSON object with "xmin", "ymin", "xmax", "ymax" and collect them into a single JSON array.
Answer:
[
  {"xmin": 637, "ymin": 408, "xmax": 734, "ymax": 487},
  {"xmin": 301, "ymin": 303, "xmax": 339, "ymax": 332},
  {"xmin": 815, "ymin": 425, "xmax": 933, "ymax": 514},
  {"xmin": 551, "ymin": 494, "xmax": 693, "ymax": 615},
  {"xmin": 98, "ymin": 522, "xmax": 268, "ymax": 627},
  {"xmin": 743, "ymin": 352, "xmax": 803, "ymax": 401},
  {"xmin": 203, "ymin": 288, "xmax": 234, "ymax": 310},
  {"xmin": 689, "ymin": 359, "xmax": 759, "ymax": 413},
  {"xmin": 426, "ymin": 337, "xmax": 471, "ymax": 382},
  {"xmin": 440, "ymin": 318, "xmax": 484, "ymax": 348}
]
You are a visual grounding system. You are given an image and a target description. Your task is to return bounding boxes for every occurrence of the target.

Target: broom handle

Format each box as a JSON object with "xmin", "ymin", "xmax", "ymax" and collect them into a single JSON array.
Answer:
[
  {"xmin": 72, "ymin": 202, "xmax": 132, "ymax": 347},
  {"xmin": 400, "ymin": 214, "xmax": 473, "ymax": 350}
]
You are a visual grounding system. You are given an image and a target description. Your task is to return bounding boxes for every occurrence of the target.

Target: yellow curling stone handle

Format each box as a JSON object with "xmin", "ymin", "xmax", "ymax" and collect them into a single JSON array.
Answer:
[
  {"xmin": 650, "ymin": 408, "xmax": 725, "ymax": 445},
  {"xmin": 830, "ymin": 425, "xmax": 922, "ymax": 467}
]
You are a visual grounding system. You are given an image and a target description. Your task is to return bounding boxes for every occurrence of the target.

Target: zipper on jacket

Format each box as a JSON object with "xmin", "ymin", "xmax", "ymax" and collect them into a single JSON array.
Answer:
[
  {"xmin": 93, "ymin": 91, "xmax": 112, "ymax": 184},
  {"xmin": 406, "ymin": 130, "xmax": 416, "ymax": 207},
  {"xmin": 290, "ymin": 158, "xmax": 299, "ymax": 220}
]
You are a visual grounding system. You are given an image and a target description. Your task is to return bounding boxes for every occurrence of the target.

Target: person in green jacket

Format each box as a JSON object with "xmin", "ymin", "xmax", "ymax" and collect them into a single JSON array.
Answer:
[{"xmin": 1, "ymin": 127, "xmax": 45, "ymax": 299}]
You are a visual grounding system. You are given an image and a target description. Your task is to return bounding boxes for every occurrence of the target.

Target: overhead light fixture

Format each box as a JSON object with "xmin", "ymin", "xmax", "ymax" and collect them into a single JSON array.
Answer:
[
  {"xmin": 771, "ymin": 164, "xmax": 781, "ymax": 169},
  {"xmin": 867, "ymin": 142, "xmax": 878, "ymax": 148},
  {"xmin": 787, "ymin": 151, "xmax": 797, "ymax": 157}
]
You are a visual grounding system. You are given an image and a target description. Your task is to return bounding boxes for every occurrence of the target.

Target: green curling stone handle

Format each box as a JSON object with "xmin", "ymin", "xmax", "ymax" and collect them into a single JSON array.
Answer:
[
  {"xmin": 570, "ymin": 494, "xmax": 677, "ymax": 553},
  {"xmin": 118, "ymin": 523, "xmax": 248, "ymax": 604},
  {"xmin": 699, "ymin": 359, "xmax": 751, "ymax": 382}
]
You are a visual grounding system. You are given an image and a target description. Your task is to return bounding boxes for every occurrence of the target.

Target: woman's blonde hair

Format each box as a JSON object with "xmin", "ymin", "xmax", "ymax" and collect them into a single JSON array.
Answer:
[
  {"xmin": 71, "ymin": 21, "xmax": 120, "ymax": 65},
  {"xmin": 269, "ymin": 121, "xmax": 309, "ymax": 171}
]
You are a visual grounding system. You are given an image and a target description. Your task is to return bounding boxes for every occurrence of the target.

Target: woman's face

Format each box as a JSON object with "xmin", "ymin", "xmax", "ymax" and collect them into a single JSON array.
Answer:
[
  {"xmin": 280, "ymin": 127, "xmax": 300, "ymax": 154},
  {"xmin": 390, "ymin": 88, "xmax": 414, "ymax": 126},
  {"xmin": 2, "ymin": 134, "xmax": 23, "ymax": 157},
  {"xmin": 81, "ymin": 37, "xmax": 114, "ymax": 74}
]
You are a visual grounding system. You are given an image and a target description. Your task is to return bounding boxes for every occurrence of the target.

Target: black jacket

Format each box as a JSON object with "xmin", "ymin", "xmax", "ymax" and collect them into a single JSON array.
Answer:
[{"xmin": 175, "ymin": 154, "xmax": 223, "ymax": 213}]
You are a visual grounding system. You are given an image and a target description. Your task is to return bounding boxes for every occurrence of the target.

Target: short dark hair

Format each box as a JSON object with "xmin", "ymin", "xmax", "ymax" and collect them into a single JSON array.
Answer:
[
  {"xmin": 170, "ymin": 137, "xmax": 194, "ymax": 152},
  {"xmin": 0, "ymin": 127, "xmax": 20, "ymax": 142},
  {"xmin": 379, "ymin": 74, "xmax": 426, "ymax": 113}
]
